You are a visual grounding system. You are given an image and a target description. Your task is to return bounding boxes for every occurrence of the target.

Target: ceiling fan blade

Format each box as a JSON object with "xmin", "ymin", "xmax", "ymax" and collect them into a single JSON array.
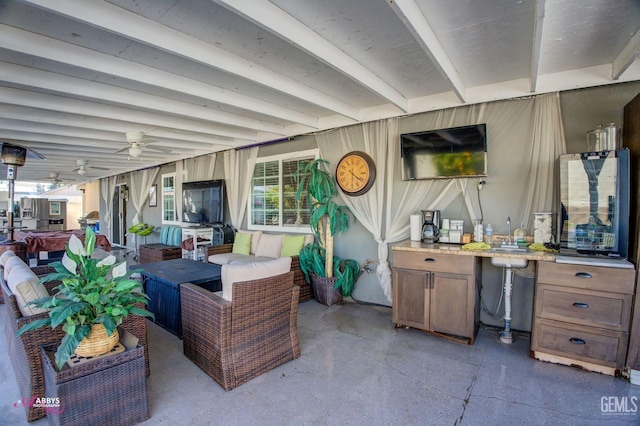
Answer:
[
  {"xmin": 89, "ymin": 166, "xmax": 110, "ymax": 170},
  {"xmin": 71, "ymin": 167, "xmax": 80, "ymax": 172},
  {"xmin": 114, "ymin": 146, "xmax": 129, "ymax": 154}
]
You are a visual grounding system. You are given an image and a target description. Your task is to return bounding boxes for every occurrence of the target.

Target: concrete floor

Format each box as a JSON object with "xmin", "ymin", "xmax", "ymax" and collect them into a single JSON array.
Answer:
[{"xmin": 2, "ymin": 294, "xmax": 640, "ymax": 425}]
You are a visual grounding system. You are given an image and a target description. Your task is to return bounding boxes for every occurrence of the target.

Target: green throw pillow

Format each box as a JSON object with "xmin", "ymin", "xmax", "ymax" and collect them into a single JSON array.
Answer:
[
  {"xmin": 232, "ymin": 232, "xmax": 251, "ymax": 255},
  {"xmin": 281, "ymin": 235, "xmax": 305, "ymax": 257}
]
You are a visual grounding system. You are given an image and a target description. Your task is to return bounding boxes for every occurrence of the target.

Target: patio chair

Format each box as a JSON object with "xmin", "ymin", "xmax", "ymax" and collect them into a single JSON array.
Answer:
[
  {"xmin": 1, "ymin": 268, "xmax": 150, "ymax": 422},
  {"xmin": 180, "ymin": 261, "xmax": 299, "ymax": 390}
]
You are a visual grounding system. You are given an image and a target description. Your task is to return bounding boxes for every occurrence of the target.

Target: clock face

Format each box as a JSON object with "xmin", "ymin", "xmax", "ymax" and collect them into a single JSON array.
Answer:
[{"xmin": 336, "ymin": 151, "xmax": 376, "ymax": 196}]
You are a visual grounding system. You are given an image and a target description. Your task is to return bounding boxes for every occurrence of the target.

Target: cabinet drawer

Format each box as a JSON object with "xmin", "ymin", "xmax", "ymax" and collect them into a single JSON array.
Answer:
[
  {"xmin": 537, "ymin": 262, "xmax": 635, "ymax": 294},
  {"xmin": 531, "ymin": 319, "xmax": 628, "ymax": 369},
  {"xmin": 534, "ymin": 284, "xmax": 632, "ymax": 332},
  {"xmin": 392, "ymin": 251, "xmax": 474, "ymax": 275}
]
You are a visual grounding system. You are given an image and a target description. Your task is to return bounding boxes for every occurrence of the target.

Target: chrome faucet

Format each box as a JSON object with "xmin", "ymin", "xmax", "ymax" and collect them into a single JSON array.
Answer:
[{"xmin": 505, "ymin": 216, "xmax": 512, "ymax": 246}]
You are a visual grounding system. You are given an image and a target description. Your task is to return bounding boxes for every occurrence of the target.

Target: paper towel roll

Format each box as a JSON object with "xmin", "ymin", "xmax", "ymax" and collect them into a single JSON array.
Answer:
[{"xmin": 410, "ymin": 214, "xmax": 422, "ymax": 241}]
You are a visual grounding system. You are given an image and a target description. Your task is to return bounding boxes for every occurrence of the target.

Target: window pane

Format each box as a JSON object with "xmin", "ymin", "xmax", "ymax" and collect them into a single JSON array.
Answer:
[
  {"xmin": 163, "ymin": 195, "xmax": 175, "ymax": 221},
  {"xmin": 250, "ymin": 156, "xmax": 313, "ymax": 228}
]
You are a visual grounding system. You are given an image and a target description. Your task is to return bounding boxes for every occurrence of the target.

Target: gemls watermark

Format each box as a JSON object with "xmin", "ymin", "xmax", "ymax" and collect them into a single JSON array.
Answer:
[{"xmin": 601, "ymin": 396, "xmax": 638, "ymax": 415}]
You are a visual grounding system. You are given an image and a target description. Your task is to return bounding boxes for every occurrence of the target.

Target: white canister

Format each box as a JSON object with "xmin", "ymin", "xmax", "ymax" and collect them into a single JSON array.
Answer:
[
  {"xmin": 410, "ymin": 214, "xmax": 422, "ymax": 241},
  {"xmin": 533, "ymin": 212, "xmax": 553, "ymax": 244}
]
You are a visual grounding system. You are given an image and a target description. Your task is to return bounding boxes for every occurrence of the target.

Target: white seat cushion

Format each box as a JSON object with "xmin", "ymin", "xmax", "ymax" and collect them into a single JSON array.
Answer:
[
  {"xmin": 208, "ymin": 252, "xmax": 253, "ymax": 265},
  {"xmin": 7, "ymin": 264, "xmax": 49, "ymax": 317},
  {"xmin": 221, "ymin": 256, "xmax": 292, "ymax": 301},
  {"xmin": 228, "ymin": 256, "xmax": 275, "ymax": 265}
]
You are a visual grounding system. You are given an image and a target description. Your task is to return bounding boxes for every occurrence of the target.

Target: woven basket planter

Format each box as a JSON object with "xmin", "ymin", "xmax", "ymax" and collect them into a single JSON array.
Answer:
[
  {"xmin": 75, "ymin": 324, "xmax": 119, "ymax": 358},
  {"xmin": 311, "ymin": 274, "xmax": 342, "ymax": 306}
]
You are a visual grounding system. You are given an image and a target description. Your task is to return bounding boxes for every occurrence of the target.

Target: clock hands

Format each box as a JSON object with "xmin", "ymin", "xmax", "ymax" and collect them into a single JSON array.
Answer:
[{"xmin": 349, "ymin": 169, "xmax": 364, "ymax": 182}]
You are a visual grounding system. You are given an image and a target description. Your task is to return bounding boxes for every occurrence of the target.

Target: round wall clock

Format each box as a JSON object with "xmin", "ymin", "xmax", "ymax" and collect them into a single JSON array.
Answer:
[{"xmin": 335, "ymin": 151, "xmax": 376, "ymax": 196}]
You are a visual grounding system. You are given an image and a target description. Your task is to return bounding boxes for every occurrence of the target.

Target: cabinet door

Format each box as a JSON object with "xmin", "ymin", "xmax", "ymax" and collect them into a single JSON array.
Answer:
[
  {"xmin": 430, "ymin": 272, "xmax": 474, "ymax": 338},
  {"xmin": 393, "ymin": 268, "xmax": 429, "ymax": 329}
]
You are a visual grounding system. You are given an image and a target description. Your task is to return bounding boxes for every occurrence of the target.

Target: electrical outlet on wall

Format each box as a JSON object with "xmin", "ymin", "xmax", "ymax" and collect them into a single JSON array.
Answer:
[{"xmin": 477, "ymin": 180, "xmax": 486, "ymax": 190}]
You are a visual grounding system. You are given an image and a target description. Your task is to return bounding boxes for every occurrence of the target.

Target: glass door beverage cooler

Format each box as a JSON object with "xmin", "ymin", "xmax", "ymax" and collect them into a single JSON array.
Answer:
[{"xmin": 558, "ymin": 149, "xmax": 630, "ymax": 259}]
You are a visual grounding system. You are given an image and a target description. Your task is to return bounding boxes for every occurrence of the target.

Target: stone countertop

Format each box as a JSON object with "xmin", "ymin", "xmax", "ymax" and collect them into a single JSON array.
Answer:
[{"xmin": 392, "ymin": 239, "xmax": 557, "ymax": 262}]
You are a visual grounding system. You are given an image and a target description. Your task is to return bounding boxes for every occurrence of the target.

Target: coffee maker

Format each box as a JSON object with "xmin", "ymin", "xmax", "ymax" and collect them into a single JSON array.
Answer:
[{"xmin": 421, "ymin": 210, "xmax": 441, "ymax": 243}]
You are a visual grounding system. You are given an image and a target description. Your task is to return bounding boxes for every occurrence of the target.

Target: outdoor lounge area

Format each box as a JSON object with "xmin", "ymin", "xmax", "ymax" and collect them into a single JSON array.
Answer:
[
  {"xmin": 2, "ymin": 292, "xmax": 638, "ymax": 425},
  {"xmin": 2, "ymin": 2, "xmax": 640, "ymax": 425}
]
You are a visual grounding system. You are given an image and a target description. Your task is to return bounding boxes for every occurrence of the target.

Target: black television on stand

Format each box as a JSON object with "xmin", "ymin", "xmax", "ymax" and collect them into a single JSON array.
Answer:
[{"xmin": 182, "ymin": 180, "xmax": 225, "ymax": 226}]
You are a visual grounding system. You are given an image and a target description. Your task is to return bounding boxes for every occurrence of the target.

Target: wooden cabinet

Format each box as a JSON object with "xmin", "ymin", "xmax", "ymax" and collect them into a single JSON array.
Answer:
[
  {"xmin": 392, "ymin": 251, "xmax": 480, "ymax": 342},
  {"xmin": 531, "ymin": 261, "xmax": 636, "ymax": 374}
]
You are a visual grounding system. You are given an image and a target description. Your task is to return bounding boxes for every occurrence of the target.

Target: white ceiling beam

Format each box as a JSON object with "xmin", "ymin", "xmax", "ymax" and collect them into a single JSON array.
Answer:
[
  {"xmin": 529, "ymin": 0, "xmax": 546, "ymax": 92},
  {"xmin": 388, "ymin": 0, "xmax": 466, "ymax": 103},
  {"xmin": 0, "ymin": 105, "xmax": 236, "ymax": 147},
  {"xmin": 20, "ymin": 0, "xmax": 360, "ymax": 120},
  {"xmin": 0, "ymin": 118, "xmax": 226, "ymax": 152},
  {"xmin": 0, "ymin": 24, "xmax": 319, "ymax": 129},
  {"xmin": 612, "ymin": 27, "xmax": 640, "ymax": 80},
  {"xmin": 213, "ymin": 0, "xmax": 408, "ymax": 112},
  {"xmin": 0, "ymin": 87, "xmax": 257, "ymax": 141},
  {"xmin": 0, "ymin": 62, "xmax": 285, "ymax": 135}
]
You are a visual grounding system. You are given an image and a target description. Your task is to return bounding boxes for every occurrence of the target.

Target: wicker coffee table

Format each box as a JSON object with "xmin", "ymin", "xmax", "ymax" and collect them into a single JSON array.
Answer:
[
  {"xmin": 132, "ymin": 258, "xmax": 222, "ymax": 338},
  {"xmin": 41, "ymin": 343, "xmax": 149, "ymax": 426}
]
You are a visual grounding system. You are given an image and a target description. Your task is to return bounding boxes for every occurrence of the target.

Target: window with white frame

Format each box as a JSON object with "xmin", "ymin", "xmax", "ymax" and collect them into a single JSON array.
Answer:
[
  {"xmin": 161, "ymin": 173, "xmax": 178, "ymax": 224},
  {"xmin": 248, "ymin": 149, "xmax": 317, "ymax": 232}
]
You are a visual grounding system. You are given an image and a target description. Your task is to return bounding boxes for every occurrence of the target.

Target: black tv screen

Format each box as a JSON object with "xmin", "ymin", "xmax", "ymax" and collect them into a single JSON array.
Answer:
[
  {"xmin": 400, "ymin": 124, "xmax": 487, "ymax": 180},
  {"xmin": 182, "ymin": 180, "xmax": 225, "ymax": 225}
]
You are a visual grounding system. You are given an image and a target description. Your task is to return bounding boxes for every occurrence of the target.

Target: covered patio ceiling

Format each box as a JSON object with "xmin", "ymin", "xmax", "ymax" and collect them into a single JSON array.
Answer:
[{"xmin": 0, "ymin": 0, "xmax": 639, "ymax": 183}]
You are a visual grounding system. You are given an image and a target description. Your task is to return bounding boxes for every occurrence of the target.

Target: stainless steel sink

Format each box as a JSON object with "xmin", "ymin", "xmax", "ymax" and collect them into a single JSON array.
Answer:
[
  {"xmin": 490, "ymin": 246, "xmax": 529, "ymax": 253},
  {"xmin": 490, "ymin": 245, "xmax": 529, "ymax": 268}
]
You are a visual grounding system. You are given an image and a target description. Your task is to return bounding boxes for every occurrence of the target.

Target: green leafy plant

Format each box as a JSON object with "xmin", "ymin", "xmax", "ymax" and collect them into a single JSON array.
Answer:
[
  {"xmin": 18, "ymin": 228, "xmax": 154, "ymax": 369},
  {"xmin": 295, "ymin": 158, "xmax": 360, "ymax": 296}
]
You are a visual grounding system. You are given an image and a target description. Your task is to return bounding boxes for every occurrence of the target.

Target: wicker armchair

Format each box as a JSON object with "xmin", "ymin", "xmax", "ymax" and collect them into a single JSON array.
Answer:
[
  {"xmin": 1, "ymin": 267, "xmax": 150, "ymax": 422},
  {"xmin": 206, "ymin": 244, "xmax": 312, "ymax": 302},
  {"xmin": 181, "ymin": 271, "xmax": 300, "ymax": 390}
]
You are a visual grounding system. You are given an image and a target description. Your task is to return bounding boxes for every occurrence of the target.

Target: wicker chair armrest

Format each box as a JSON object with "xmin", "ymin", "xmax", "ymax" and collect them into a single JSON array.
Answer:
[
  {"xmin": 206, "ymin": 243, "xmax": 233, "ymax": 258},
  {"xmin": 180, "ymin": 283, "xmax": 233, "ymax": 352}
]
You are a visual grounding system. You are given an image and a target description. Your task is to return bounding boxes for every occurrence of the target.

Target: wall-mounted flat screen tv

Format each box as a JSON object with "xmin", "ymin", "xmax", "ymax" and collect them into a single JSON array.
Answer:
[
  {"xmin": 400, "ymin": 124, "xmax": 488, "ymax": 180},
  {"xmin": 182, "ymin": 179, "xmax": 225, "ymax": 225}
]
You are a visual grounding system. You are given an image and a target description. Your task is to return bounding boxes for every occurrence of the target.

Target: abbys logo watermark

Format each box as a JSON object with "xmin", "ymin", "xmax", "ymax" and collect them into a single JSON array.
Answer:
[
  {"xmin": 601, "ymin": 396, "xmax": 638, "ymax": 415},
  {"xmin": 14, "ymin": 396, "xmax": 65, "ymax": 415}
]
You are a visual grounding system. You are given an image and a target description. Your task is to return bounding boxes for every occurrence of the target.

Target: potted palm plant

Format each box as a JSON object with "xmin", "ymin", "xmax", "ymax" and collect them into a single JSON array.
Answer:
[
  {"xmin": 295, "ymin": 158, "xmax": 360, "ymax": 305},
  {"xmin": 18, "ymin": 228, "xmax": 154, "ymax": 369}
]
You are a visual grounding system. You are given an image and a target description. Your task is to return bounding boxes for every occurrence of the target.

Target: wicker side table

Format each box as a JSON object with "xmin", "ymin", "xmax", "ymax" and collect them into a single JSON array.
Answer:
[
  {"xmin": 138, "ymin": 243, "xmax": 182, "ymax": 264},
  {"xmin": 41, "ymin": 343, "xmax": 149, "ymax": 426}
]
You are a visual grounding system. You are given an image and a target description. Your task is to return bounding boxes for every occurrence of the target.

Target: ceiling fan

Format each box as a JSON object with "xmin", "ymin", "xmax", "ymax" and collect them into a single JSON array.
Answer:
[
  {"xmin": 73, "ymin": 159, "xmax": 109, "ymax": 176},
  {"xmin": 48, "ymin": 172, "xmax": 66, "ymax": 183},
  {"xmin": 115, "ymin": 131, "xmax": 173, "ymax": 159}
]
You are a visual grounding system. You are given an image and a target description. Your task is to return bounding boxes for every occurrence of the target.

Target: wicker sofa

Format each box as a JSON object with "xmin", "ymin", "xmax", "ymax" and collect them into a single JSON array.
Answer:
[
  {"xmin": 181, "ymin": 267, "xmax": 299, "ymax": 390},
  {"xmin": 0, "ymin": 254, "xmax": 150, "ymax": 422},
  {"xmin": 206, "ymin": 231, "xmax": 313, "ymax": 302}
]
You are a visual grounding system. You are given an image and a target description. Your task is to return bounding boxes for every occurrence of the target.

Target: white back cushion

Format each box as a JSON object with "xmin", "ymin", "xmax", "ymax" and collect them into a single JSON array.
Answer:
[
  {"xmin": 237, "ymin": 230, "xmax": 262, "ymax": 255},
  {"xmin": 4, "ymin": 255, "xmax": 26, "ymax": 280},
  {"xmin": 0, "ymin": 250, "xmax": 16, "ymax": 266},
  {"xmin": 254, "ymin": 233, "xmax": 284, "ymax": 259},
  {"xmin": 7, "ymin": 264, "xmax": 49, "ymax": 316},
  {"xmin": 221, "ymin": 256, "xmax": 292, "ymax": 301}
]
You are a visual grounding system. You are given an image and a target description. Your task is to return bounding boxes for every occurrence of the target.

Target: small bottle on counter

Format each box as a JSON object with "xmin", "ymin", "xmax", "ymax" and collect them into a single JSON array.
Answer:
[{"xmin": 485, "ymin": 224, "xmax": 493, "ymax": 244}]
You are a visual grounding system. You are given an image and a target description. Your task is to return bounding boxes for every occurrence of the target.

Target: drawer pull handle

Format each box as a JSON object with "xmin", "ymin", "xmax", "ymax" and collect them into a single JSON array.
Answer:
[
  {"xmin": 575, "ymin": 272, "xmax": 592, "ymax": 279},
  {"xmin": 572, "ymin": 302, "xmax": 589, "ymax": 308},
  {"xmin": 424, "ymin": 258, "xmax": 436, "ymax": 263},
  {"xmin": 569, "ymin": 337, "xmax": 586, "ymax": 345}
]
